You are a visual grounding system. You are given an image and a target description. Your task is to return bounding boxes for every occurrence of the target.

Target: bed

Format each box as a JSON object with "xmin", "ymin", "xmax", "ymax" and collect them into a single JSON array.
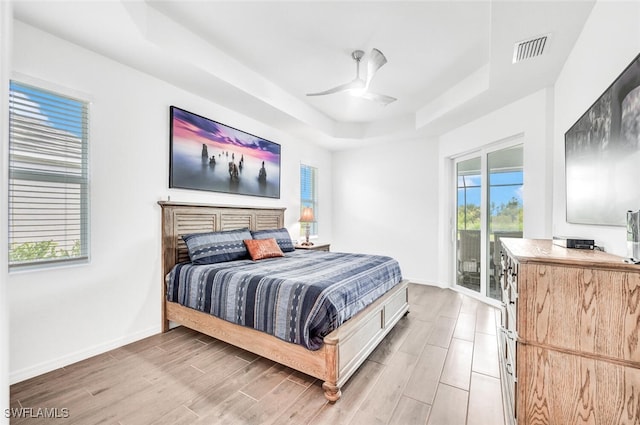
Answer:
[{"xmin": 159, "ymin": 201, "xmax": 409, "ymax": 401}]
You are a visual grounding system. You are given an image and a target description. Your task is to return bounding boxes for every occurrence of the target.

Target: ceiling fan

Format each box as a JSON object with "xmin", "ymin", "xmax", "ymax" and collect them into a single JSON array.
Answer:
[{"xmin": 306, "ymin": 48, "xmax": 397, "ymax": 106}]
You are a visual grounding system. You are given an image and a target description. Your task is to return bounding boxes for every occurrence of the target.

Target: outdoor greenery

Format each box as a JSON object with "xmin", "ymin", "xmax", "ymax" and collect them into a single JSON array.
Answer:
[
  {"xmin": 9, "ymin": 240, "xmax": 81, "ymax": 263},
  {"xmin": 458, "ymin": 197, "xmax": 523, "ymax": 232},
  {"xmin": 489, "ymin": 197, "xmax": 523, "ymax": 232}
]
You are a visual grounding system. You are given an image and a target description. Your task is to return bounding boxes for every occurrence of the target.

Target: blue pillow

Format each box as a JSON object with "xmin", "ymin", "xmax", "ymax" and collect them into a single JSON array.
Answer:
[
  {"xmin": 251, "ymin": 228, "xmax": 295, "ymax": 252},
  {"xmin": 182, "ymin": 228, "xmax": 252, "ymax": 264}
]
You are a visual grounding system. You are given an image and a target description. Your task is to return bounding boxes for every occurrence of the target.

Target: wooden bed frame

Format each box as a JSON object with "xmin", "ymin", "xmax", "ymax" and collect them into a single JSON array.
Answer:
[{"xmin": 159, "ymin": 201, "xmax": 409, "ymax": 401}]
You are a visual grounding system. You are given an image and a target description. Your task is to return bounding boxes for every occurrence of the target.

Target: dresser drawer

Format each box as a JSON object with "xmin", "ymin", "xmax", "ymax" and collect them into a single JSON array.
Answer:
[{"xmin": 499, "ymin": 326, "xmax": 518, "ymax": 424}]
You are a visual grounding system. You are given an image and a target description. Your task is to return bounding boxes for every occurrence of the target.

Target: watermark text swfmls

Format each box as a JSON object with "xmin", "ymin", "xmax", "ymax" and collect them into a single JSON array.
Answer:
[{"xmin": 5, "ymin": 407, "xmax": 70, "ymax": 419}]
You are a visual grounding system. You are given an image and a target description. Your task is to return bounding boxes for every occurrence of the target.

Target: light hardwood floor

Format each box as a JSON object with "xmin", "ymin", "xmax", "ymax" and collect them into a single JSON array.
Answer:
[{"xmin": 9, "ymin": 284, "xmax": 505, "ymax": 425}]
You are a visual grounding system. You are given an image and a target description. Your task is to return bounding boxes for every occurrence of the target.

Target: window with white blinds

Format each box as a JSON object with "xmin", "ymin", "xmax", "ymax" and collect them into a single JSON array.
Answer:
[
  {"xmin": 9, "ymin": 81, "xmax": 89, "ymax": 269},
  {"xmin": 300, "ymin": 164, "xmax": 318, "ymax": 235}
]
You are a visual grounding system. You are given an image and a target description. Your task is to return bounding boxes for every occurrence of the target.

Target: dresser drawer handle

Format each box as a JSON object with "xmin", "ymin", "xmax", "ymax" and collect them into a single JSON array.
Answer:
[
  {"xmin": 500, "ymin": 327, "xmax": 517, "ymax": 341},
  {"xmin": 506, "ymin": 362, "xmax": 518, "ymax": 382}
]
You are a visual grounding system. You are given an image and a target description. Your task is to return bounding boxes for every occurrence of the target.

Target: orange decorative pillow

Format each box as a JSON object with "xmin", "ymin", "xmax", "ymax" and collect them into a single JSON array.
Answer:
[{"xmin": 244, "ymin": 238, "xmax": 284, "ymax": 261}]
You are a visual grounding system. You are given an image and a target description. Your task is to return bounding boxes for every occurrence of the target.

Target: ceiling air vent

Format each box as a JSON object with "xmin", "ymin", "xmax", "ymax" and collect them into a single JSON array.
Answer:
[{"xmin": 512, "ymin": 34, "xmax": 549, "ymax": 64}]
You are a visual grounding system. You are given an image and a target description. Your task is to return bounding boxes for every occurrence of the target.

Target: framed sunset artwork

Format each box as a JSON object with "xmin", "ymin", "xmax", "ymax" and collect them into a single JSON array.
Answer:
[{"xmin": 169, "ymin": 106, "xmax": 281, "ymax": 198}]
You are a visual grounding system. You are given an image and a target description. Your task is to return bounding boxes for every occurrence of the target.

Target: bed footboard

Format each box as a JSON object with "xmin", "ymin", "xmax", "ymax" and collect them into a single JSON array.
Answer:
[{"xmin": 323, "ymin": 279, "xmax": 409, "ymax": 400}]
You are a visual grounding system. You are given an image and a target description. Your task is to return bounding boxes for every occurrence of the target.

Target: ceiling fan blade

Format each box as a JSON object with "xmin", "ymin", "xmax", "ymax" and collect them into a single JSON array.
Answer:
[
  {"xmin": 359, "ymin": 91, "xmax": 397, "ymax": 105},
  {"xmin": 365, "ymin": 48, "xmax": 388, "ymax": 88},
  {"xmin": 306, "ymin": 79, "xmax": 365, "ymax": 97}
]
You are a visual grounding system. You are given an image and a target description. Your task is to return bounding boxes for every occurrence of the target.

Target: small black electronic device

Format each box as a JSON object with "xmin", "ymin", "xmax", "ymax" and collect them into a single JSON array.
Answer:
[{"xmin": 552, "ymin": 236, "xmax": 595, "ymax": 250}]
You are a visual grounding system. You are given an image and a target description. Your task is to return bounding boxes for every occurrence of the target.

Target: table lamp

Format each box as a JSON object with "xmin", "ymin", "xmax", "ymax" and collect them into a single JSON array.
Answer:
[{"xmin": 299, "ymin": 207, "xmax": 315, "ymax": 246}]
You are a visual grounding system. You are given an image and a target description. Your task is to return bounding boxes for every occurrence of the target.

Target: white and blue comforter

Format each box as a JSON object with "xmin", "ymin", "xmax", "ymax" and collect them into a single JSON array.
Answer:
[{"xmin": 166, "ymin": 250, "xmax": 403, "ymax": 350}]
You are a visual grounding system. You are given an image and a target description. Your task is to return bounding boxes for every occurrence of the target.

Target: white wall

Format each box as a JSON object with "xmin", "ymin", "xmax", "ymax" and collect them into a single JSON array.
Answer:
[
  {"xmin": 332, "ymin": 137, "xmax": 440, "ymax": 285},
  {"xmin": 437, "ymin": 89, "xmax": 553, "ymax": 286},
  {"xmin": 553, "ymin": 1, "xmax": 640, "ymax": 257},
  {"xmin": 8, "ymin": 21, "xmax": 332, "ymax": 383},
  {"xmin": 1, "ymin": 2, "xmax": 12, "ymax": 422},
  {"xmin": 331, "ymin": 90, "xmax": 553, "ymax": 288}
]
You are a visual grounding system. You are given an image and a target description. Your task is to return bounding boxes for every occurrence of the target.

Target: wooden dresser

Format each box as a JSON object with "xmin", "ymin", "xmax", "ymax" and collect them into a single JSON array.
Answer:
[{"xmin": 498, "ymin": 238, "xmax": 640, "ymax": 425}]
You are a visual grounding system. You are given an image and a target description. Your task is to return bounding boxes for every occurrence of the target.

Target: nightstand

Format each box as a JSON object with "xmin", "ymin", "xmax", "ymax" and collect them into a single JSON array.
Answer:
[{"xmin": 295, "ymin": 243, "xmax": 330, "ymax": 252}]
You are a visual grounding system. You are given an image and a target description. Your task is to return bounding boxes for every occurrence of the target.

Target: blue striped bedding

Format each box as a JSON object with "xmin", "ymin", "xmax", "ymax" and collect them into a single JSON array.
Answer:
[{"xmin": 166, "ymin": 250, "xmax": 403, "ymax": 350}]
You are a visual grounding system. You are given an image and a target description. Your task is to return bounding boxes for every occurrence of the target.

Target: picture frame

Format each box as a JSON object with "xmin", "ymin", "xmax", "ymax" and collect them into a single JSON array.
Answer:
[
  {"xmin": 565, "ymin": 53, "xmax": 640, "ymax": 226},
  {"xmin": 169, "ymin": 106, "xmax": 281, "ymax": 199}
]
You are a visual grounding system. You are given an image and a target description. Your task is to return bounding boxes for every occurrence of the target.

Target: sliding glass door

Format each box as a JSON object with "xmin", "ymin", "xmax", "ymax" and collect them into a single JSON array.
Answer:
[
  {"xmin": 487, "ymin": 146, "xmax": 523, "ymax": 299},
  {"xmin": 456, "ymin": 156, "xmax": 482, "ymax": 294},
  {"xmin": 455, "ymin": 144, "xmax": 523, "ymax": 300}
]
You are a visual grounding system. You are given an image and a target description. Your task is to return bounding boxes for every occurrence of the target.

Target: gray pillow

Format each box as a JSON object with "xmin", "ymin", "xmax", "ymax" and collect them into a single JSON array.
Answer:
[
  {"xmin": 250, "ymin": 228, "xmax": 295, "ymax": 252},
  {"xmin": 182, "ymin": 228, "xmax": 252, "ymax": 264}
]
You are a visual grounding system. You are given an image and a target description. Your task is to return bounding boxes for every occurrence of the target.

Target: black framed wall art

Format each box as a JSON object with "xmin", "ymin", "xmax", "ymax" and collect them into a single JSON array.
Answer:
[
  {"xmin": 169, "ymin": 106, "xmax": 281, "ymax": 199},
  {"xmin": 565, "ymin": 53, "xmax": 640, "ymax": 226}
]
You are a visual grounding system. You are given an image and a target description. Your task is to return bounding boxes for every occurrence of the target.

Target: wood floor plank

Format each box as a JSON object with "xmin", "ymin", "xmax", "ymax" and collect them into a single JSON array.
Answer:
[
  {"xmin": 286, "ymin": 370, "xmax": 316, "ymax": 388},
  {"xmin": 466, "ymin": 372, "xmax": 505, "ymax": 425},
  {"xmin": 426, "ymin": 383, "xmax": 469, "ymax": 425},
  {"xmin": 398, "ymin": 319, "xmax": 433, "ymax": 357},
  {"xmin": 273, "ymin": 382, "xmax": 328, "ymax": 425},
  {"xmin": 186, "ymin": 357, "xmax": 274, "ymax": 416},
  {"xmin": 439, "ymin": 291, "xmax": 464, "ymax": 319},
  {"xmin": 350, "ymin": 351, "xmax": 418, "ymax": 425},
  {"xmin": 15, "ymin": 379, "xmax": 92, "ymax": 409},
  {"xmin": 368, "ymin": 319, "xmax": 411, "ymax": 365},
  {"xmin": 114, "ymin": 378, "xmax": 204, "ymax": 425},
  {"xmin": 426, "ymin": 315, "xmax": 457, "ymax": 348},
  {"xmin": 149, "ymin": 405, "xmax": 200, "ymax": 425},
  {"xmin": 120, "ymin": 351, "xmax": 249, "ymax": 425},
  {"xmin": 141, "ymin": 339, "xmax": 210, "ymax": 384},
  {"xmin": 153, "ymin": 328, "xmax": 202, "ymax": 355},
  {"xmin": 388, "ymin": 395, "xmax": 431, "ymax": 425},
  {"xmin": 403, "ymin": 344, "xmax": 447, "ymax": 405},
  {"xmin": 9, "ymin": 284, "xmax": 505, "ymax": 425},
  {"xmin": 109, "ymin": 328, "xmax": 189, "ymax": 360},
  {"xmin": 9, "ymin": 366, "xmax": 69, "ymax": 399},
  {"xmin": 409, "ymin": 287, "xmax": 444, "ymax": 322},
  {"xmin": 460, "ymin": 296, "xmax": 481, "ymax": 315},
  {"xmin": 11, "ymin": 352, "xmax": 117, "ymax": 403},
  {"xmin": 440, "ymin": 338, "xmax": 474, "ymax": 391},
  {"xmin": 410, "ymin": 284, "xmax": 444, "ymax": 305},
  {"xmin": 13, "ymin": 386, "xmax": 93, "ymax": 425},
  {"xmin": 475, "ymin": 304, "xmax": 498, "ymax": 336},
  {"xmin": 189, "ymin": 344, "xmax": 247, "ymax": 374},
  {"xmin": 66, "ymin": 378, "xmax": 155, "ymax": 425},
  {"xmin": 193, "ymin": 391, "xmax": 256, "ymax": 424},
  {"xmin": 240, "ymin": 378, "xmax": 308, "ymax": 425},
  {"xmin": 239, "ymin": 362, "xmax": 290, "ymax": 401},
  {"xmin": 453, "ymin": 312, "xmax": 476, "ymax": 342},
  {"xmin": 82, "ymin": 347, "xmax": 168, "ymax": 396},
  {"xmin": 184, "ymin": 354, "xmax": 253, "ymax": 398},
  {"xmin": 471, "ymin": 332, "xmax": 500, "ymax": 378},
  {"xmin": 311, "ymin": 360, "xmax": 384, "ymax": 425}
]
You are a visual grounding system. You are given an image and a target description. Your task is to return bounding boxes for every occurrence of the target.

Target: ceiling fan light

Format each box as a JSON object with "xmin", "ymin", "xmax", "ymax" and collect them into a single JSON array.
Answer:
[
  {"xmin": 307, "ymin": 48, "xmax": 395, "ymax": 104},
  {"xmin": 348, "ymin": 87, "xmax": 367, "ymax": 97}
]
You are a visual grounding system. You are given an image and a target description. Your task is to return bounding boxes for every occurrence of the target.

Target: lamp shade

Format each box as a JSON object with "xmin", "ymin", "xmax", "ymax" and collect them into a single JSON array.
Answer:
[{"xmin": 299, "ymin": 207, "xmax": 315, "ymax": 223}]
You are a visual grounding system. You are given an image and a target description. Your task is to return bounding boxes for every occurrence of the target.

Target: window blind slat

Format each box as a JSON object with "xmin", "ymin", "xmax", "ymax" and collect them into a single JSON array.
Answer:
[{"xmin": 9, "ymin": 81, "xmax": 89, "ymax": 268}]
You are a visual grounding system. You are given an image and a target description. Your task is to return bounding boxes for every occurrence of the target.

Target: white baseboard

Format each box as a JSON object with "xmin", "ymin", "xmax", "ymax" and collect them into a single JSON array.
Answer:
[
  {"xmin": 407, "ymin": 279, "xmax": 501, "ymax": 307},
  {"xmin": 9, "ymin": 325, "xmax": 160, "ymax": 385}
]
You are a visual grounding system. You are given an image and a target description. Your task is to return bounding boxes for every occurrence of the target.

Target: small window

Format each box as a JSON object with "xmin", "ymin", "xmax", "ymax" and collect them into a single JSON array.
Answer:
[
  {"xmin": 300, "ymin": 164, "xmax": 318, "ymax": 236},
  {"xmin": 9, "ymin": 81, "xmax": 89, "ymax": 269}
]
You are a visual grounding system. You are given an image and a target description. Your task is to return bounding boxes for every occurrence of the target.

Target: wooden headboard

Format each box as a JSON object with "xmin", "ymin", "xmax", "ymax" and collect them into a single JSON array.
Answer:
[{"xmin": 158, "ymin": 201, "xmax": 286, "ymax": 276}]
